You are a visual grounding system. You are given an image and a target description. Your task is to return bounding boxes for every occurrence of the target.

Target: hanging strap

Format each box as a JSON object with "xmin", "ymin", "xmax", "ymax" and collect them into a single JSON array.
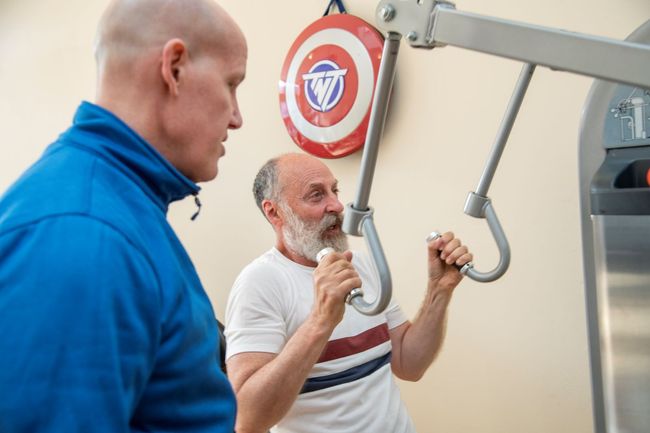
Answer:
[{"xmin": 323, "ymin": 0, "xmax": 347, "ymax": 16}]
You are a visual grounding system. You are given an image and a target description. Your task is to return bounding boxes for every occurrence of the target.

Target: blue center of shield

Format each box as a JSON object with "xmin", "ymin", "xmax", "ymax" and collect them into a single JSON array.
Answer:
[{"xmin": 302, "ymin": 60, "xmax": 348, "ymax": 113}]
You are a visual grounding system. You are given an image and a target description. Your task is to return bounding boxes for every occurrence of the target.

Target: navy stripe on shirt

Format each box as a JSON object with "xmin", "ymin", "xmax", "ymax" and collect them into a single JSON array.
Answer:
[{"xmin": 299, "ymin": 352, "xmax": 392, "ymax": 394}]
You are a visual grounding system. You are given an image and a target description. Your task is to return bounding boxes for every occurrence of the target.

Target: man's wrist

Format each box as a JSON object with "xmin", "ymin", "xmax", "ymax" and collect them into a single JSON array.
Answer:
[
  {"xmin": 303, "ymin": 314, "xmax": 337, "ymax": 341},
  {"xmin": 425, "ymin": 283, "xmax": 453, "ymax": 307}
]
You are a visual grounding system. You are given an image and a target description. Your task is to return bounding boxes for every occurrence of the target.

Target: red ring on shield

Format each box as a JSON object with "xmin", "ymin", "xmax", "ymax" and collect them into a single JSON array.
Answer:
[{"xmin": 279, "ymin": 14, "xmax": 384, "ymax": 158}]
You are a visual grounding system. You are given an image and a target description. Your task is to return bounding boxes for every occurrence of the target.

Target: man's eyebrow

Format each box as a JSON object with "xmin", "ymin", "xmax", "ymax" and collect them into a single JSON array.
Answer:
[
  {"xmin": 305, "ymin": 180, "xmax": 338, "ymax": 190},
  {"xmin": 305, "ymin": 182, "xmax": 325, "ymax": 191}
]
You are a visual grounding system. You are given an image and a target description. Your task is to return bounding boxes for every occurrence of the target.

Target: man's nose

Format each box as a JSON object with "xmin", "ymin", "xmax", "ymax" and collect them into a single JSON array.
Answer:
[
  {"xmin": 229, "ymin": 103, "xmax": 243, "ymax": 130},
  {"xmin": 325, "ymin": 195, "xmax": 344, "ymax": 214}
]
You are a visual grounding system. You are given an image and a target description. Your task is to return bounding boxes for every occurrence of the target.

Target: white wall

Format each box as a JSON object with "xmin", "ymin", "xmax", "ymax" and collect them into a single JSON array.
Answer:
[{"xmin": 1, "ymin": 1, "xmax": 648, "ymax": 432}]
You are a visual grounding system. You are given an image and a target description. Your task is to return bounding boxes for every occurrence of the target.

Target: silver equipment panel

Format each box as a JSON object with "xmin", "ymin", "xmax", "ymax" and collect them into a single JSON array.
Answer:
[
  {"xmin": 592, "ymin": 216, "xmax": 650, "ymax": 432},
  {"xmin": 580, "ymin": 20, "xmax": 650, "ymax": 433}
]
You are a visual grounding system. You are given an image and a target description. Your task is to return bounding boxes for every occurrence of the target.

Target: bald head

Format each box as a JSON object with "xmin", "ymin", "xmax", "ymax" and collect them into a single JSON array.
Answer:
[
  {"xmin": 253, "ymin": 153, "xmax": 333, "ymax": 216},
  {"xmin": 95, "ymin": 0, "xmax": 240, "ymax": 68},
  {"xmin": 275, "ymin": 153, "xmax": 331, "ymax": 189}
]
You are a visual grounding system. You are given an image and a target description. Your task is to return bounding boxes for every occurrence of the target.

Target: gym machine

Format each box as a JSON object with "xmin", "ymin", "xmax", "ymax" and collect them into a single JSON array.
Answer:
[{"xmin": 339, "ymin": 2, "xmax": 650, "ymax": 432}]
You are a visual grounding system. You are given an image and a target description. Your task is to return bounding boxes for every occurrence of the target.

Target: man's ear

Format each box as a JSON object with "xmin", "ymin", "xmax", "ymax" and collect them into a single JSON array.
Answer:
[
  {"xmin": 262, "ymin": 200, "xmax": 282, "ymax": 226},
  {"xmin": 161, "ymin": 38, "xmax": 188, "ymax": 96}
]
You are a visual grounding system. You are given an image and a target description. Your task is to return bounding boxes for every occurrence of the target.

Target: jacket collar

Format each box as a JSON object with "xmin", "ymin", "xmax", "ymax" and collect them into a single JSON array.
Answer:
[{"xmin": 59, "ymin": 101, "xmax": 200, "ymax": 213}]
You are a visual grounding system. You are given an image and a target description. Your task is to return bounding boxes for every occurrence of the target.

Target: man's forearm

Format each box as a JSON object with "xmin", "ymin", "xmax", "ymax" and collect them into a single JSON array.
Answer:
[
  {"xmin": 234, "ymin": 318, "xmax": 334, "ymax": 433},
  {"xmin": 394, "ymin": 287, "xmax": 452, "ymax": 381}
]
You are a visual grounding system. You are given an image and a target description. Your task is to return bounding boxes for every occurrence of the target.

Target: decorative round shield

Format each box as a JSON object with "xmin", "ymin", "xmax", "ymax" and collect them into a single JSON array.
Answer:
[{"xmin": 279, "ymin": 14, "xmax": 384, "ymax": 158}]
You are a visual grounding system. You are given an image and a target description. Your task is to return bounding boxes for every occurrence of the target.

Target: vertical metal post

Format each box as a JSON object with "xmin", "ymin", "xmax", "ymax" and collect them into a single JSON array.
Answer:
[
  {"xmin": 352, "ymin": 32, "xmax": 401, "ymax": 211},
  {"xmin": 475, "ymin": 63, "xmax": 536, "ymax": 196}
]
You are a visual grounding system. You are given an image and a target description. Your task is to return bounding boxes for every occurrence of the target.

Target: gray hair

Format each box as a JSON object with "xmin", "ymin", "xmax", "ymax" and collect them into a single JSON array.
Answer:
[{"xmin": 252, "ymin": 157, "xmax": 281, "ymax": 216}]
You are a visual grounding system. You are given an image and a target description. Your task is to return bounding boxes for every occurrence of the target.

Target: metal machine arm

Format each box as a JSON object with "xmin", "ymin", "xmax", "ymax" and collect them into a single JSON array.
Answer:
[
  {"xmin": 376, "ymin": 0, "xmax": 650, "ymax": 89},
  {"xmin": 341, "ymin": 33, "xmax": 400, "ymax": 315},
  {"xmin": 367, "ymin": 1, "xmax": 649, "ymax": 283},
  {"xmin": 461, "ymin": 63, "xmax": 535, "ymax": 282},
  {"xmin": 344, "ymin": 0, "xmax": 650, "ymax": 310}
]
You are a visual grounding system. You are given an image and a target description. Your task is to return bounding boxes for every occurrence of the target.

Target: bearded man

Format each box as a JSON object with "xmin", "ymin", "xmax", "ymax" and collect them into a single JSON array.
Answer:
[{"xmin": 224, "ymin": 153, "xmax": 472, "ymax": 433}]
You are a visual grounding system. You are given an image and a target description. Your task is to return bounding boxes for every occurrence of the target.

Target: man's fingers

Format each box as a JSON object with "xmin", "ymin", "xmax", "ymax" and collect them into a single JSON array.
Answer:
[
  {"xmin": 439, "ymin": 238, "xmax": 461, "ymax": 261},
  {"xmin": 314, "ymin": 253, "xmax": 361, "ymax": 301},
  {"xmin": 427, "ymin": 231, "xmax": 458, "ymax": 256},
  {"xmin": 457, "ymin": 252, "xmax": 473, "ymax": 266},
  {"xmin": 444, "ymin": 245, "xmax": 467, "ymax": 265},
  {"xmin": 427, "ymin": 231, "xmax": 473, "ymax": 274}
]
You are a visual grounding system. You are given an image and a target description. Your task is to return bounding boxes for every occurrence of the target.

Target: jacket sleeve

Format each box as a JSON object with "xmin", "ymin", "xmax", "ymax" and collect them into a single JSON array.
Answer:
[{"xmin": 0, "ymin": 215, "xmax": 160, "ymax": 432}]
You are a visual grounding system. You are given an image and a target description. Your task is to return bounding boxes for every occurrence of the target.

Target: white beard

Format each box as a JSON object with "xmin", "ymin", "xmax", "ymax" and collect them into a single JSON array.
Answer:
[{"xmin": 280, "ymin": 202, "xmax": 349, "ymax": 262}]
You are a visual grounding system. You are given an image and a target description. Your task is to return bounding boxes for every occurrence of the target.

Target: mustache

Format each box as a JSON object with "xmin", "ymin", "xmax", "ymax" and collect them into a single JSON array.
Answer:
[{"xmin": 318, "ymin": 213, "xmax": 344, "ymax": 232}]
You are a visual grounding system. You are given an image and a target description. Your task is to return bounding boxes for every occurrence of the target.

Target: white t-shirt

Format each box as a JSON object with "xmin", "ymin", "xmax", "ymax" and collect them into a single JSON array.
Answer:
[{"xmin": 225, "ymin": 248, "xmax": 416, "ymax": 433}]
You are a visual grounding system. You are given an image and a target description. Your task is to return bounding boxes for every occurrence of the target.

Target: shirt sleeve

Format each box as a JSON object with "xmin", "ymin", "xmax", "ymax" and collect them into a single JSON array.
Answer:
[
  {"xmin": 0, "ymin": 215, "xmax": 160, "ymax": 432},
  {"xmin": 224, "ymin": 262, "xmax": 289, "ymax": 360}
]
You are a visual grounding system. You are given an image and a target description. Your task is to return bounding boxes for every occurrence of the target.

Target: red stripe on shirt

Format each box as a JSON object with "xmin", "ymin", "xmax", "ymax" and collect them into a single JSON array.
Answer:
[{"xmin": 317, "ymin": 323, "xmax": 390, "ymax": 363}]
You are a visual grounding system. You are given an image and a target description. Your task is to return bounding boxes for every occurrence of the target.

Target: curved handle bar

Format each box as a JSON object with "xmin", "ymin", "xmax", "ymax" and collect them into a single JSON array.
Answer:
[
  {"xmin": 463, "ymin": 192, "xmax": 511, "ymax": 282},
  {"xmin": 354, "ymin": 215, "xmax": 393, "ymax": 315}
]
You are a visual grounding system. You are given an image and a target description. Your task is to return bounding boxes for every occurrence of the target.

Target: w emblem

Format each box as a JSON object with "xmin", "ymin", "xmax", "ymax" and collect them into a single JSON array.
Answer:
[{"xmin": 302, "ymin": 60, "xmax": 348, "ymax": 113}]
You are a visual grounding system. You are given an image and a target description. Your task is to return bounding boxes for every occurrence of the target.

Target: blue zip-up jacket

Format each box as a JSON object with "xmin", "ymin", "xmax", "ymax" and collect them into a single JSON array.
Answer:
[{"xmin": 0, "ymin": 102, "xmax": 236, "ymax": 432}]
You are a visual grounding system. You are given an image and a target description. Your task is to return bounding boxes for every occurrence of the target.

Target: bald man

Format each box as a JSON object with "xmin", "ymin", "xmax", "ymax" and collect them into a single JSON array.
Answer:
[
  {"xmin": 0, "ymin": 1, "xmax": 246, "ymax": 432},
  {"xmin": 225, "ymin": 153, "xmax": 473, "ymax": 433}
]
